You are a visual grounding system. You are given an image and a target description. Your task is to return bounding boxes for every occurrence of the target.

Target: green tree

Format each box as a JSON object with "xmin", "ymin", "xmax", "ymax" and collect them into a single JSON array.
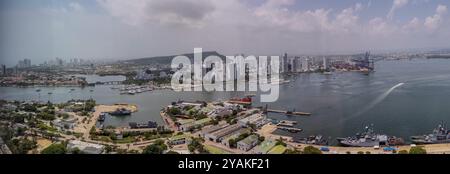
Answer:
[
  {"xmin": 409, "ymin": 146, "xmax": 427, "ymax": 154},
  {"xmin": 258, "ymin": 136, "xmax": 265, "ymax": 142},
  {"xmin": 188, "ymin": 138, "xmax": 206, "ymax": 153},
  {"xmin": 228, "ymin": 139, "xmax": 237, "ymax": 148},
  {"xmin": 302, "ymin": 146, "xmax": 322, "ymax": 154},
  {"xmin": 41, "ymin": 143, "xmax": 66, "ymax": 154},
  {"xmin": 398, "ymin": 150, "xmax": 408, "ymax": 154},
  {"xmin": 7, "ymin": 138, "xmax": 37, "ymax": 154},
  {"xmin": 168, "ymin": 107, "xmax": 181, "ymax": 116},
  {"xmin": 70, "ymin": 147, "xmax": 84, "ymax": 154},
  {"xmin": 166, "ymin": 151, "xmax": 180, "ymax": 154},
  {"xmin": 284, "ymin": 149, "xmax": 302, "ymax": 154},
  {"xmin": 142, "ymin": 139, "xmax": 167, "ymax": 154},
  {"xmin": 275, "ymin": 137, "xmax": 287, "ymax": 147}
]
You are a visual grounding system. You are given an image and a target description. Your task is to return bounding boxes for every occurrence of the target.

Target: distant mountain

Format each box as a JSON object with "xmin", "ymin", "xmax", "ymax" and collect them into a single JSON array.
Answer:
[{"xmin": 122, "ymin": 51, "xmax": 226, "ymax": 65}]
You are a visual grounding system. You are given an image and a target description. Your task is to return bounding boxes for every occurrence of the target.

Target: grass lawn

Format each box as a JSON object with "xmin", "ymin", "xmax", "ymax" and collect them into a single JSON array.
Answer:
[
  {"xmin": 268, "ymin": 145, "xmax": 287, "ymax": 154},
  {"xmin": 94, "ymin": 136, "xmax": 113, "ymax": 142},
  {"xmin": 114, "ymin": 136, "xmax": 135, "ymax": 144},
  {"xmin": 204, "ymin": 145, "xmax": 231, "ymax": 154}
]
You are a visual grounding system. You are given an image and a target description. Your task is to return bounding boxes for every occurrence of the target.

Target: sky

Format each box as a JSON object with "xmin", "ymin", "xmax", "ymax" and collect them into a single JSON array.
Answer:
[{"xmin": 1, "ymin": 0, "xmax": 450, "ymax": 66}]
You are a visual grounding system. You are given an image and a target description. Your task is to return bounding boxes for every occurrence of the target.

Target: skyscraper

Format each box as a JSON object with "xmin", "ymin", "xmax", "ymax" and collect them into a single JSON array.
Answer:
[
  {"xmin": 24, "ymin": 59, "xmax": 31, "ymax": 68},
  {"xmin": 322, "ymin": 57, "xmax": 328, "ymax": 70},
  {"xmin": 17, "ymin": 59, "xmax": 31, "ymax": 68},
  {"xmin": 0, "ymin": 64, "xmax": 6, "ymax": 75},
  {"xmin": 293, "ymin": 57, "xmax": 300, "ymax": 73},
  {"xmin": 283, "ymin": 53, "xmax": 288, "ymax": 73},
  {"xmin": 302, "ymin": 57, "xmax": 309, "ymax": 72}
]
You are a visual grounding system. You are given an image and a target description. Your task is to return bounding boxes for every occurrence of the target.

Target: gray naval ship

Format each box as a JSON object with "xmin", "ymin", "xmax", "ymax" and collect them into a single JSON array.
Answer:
[
  {"xmin": 411, "ymin": 123, "xmax": 450, "ymax": 144},
  {"xmin": 336, "ymin": 125, "xmax": 404, "ymax": 147}
]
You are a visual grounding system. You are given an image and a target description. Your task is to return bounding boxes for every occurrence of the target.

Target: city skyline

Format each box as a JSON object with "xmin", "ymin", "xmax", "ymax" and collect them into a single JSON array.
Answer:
[{"xmin": 1, "ymin": 0, "xmax": 450, "ymax": 66}]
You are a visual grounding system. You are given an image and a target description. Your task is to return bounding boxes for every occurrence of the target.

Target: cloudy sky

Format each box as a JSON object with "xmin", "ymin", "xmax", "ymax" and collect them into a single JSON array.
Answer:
[{"xmin": 1, "ymin": 0, "xmax": 449, "ymax": 66}]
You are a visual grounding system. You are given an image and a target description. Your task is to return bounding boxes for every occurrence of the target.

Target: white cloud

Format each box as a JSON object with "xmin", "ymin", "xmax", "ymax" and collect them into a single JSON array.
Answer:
[
  {"xmin": 69, "ymin": 2, "xmax": 85, "ymax": 13},
  {"xmin": 4, "ymin": 0, "xmax": 450, "ymax": 65},
  {"xmin": 332, "ymin": 3, "xmax": 363, "ymax": 33},
  {"xmin": 368, "ymin": 17, "xmax": 396, "ymax": 36},
  {"xmin": 424, "ymin": 5, "xmax": 447, "ymax": 31},
  {"xmin": 388, "ymin": 0, "xmax": 409, "ymax": 20},
  {"xmin": 96, "ymin": 0, "xmax": 214, "ymax": 27},
  {"xmin": 403, "ymin": 17, "xmax": 421, "ymax": 31}
]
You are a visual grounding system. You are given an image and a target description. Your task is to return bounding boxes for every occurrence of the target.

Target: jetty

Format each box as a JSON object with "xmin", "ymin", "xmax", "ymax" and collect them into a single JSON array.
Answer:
[
  {"xmin": 267, "ymin": 109, "xmax": 311, "ymax": 116},
  {"xmin": 276, "ymin": 120, "xmax": 297, "ymax": 127},
  {"xmin": 277, "ymin": 126, "xmax": 302, "ymax": 133}
]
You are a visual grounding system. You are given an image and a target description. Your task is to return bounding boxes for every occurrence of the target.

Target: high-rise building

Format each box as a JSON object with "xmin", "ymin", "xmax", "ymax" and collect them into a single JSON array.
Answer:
[
  {"xmin": 0, "ymin": 64, "xmax": 6, "ymax": 75},
  {"xmin": 24, "ymin": 59, "xmax": 31, "ymax": 68},
  {"xmin": 17, "ymin": 59, "xmax": 31, "ymax": 68},
  {"xmin": 17, "ymin": 60, "xmax": 24, "ymax": 68},
  {"xmin": 282, "ymin": 53, "xmax": 288, "ymax": 73},
  {"xmin": 321, "ymin": 57, "xmax": 328, "ymax": 70},
  {"xmin": 292, "ymin": 57, "xmax": 300, "ymax": 73},
  {"xmin": 301, "ymin": 57, "xmax": 309, "ymax": 72},
  {"xmin": 55, "ymin": 57, "xmax": 64, "ymax": 66}
]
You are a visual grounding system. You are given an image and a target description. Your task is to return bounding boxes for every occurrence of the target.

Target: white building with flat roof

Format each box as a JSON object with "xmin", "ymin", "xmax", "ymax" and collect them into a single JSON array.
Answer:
[
  {"xmin": 238, "ymin": 113, "xmax": 268, "ymax": 128},
  {"xmin": 67, "ymin": 140, "xmax": 104, "ymax": 154}
]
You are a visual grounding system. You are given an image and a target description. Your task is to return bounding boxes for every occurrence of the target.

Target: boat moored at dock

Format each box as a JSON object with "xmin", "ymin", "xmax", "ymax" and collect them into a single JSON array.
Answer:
[
  {"xmin": 411, "ymin": 123, "xmax": 450, "ymax": 144},
  {"xmin": 109, "ymin": 108, "xmax": 132, "ymax": 116},
  {"xmin": 336, "ymin": 125, "xmax": 404, "ymax": 147}
]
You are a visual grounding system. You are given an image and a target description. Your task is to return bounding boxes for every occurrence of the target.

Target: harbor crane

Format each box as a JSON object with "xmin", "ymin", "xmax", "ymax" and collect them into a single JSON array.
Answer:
[{"xmin": 352, "ymin": 52, "xmax": 382, "ymax": 74}]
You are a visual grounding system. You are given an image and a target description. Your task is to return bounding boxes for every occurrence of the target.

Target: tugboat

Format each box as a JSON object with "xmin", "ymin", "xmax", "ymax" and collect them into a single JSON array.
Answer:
[
  {"xmin": 109, "ymin": 108, "xmax": 132, "ymax": 116},
  {"xmin": 336, "ymin": 125, "xmax": 404, "ymax": 147},
  {"xmin": 411, "ymin": 123, "xmax": 450, "ymax": 144}
]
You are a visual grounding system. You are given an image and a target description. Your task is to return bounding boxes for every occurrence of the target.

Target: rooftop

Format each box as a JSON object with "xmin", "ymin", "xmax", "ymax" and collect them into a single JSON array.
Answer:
[
  {"xmin": 238, "ymin": 134, "xmax": 259, "ymax": 145},
  {"xmin": 67, "ymin": 140, "xmax": 104, "ymax": 154},
  {"xmin": 258, "ymin": 140, "xmax": 276, "ymax": 154},
  {"xmin": 194, "ymin": 118, "xmax": 212, "ymax": 125}
]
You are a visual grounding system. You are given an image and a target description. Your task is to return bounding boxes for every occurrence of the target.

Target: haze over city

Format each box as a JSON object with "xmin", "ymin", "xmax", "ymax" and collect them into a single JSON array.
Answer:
[{"xmin": 1, "ymin": 0, "xmax": 450, "ymax": 66}]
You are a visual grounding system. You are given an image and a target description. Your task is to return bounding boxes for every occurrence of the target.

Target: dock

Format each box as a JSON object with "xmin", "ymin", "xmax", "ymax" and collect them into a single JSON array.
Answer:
[
  {"xmin": 276, "ymin": 120, "xmax": 297, "ymax": 127},
  {"xmin": 277, "ymin": 126, "xmax": 302, "ymax": 133},
  {"xmin": 227, "ymin": 100, "xmax": 252, "ymax": 105},
  {"xmin": 267, "ymin": 109, "xmax": 311, "ymax": 116}
]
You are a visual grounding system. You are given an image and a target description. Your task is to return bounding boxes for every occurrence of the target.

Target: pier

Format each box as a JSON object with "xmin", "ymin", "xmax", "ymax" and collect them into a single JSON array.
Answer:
[
  {"xmin": 88, "ymin": 81, "xmax": 123, "ymax": 86},
  {"xmin": 276, "ymin": 120, "xmax": 297, "ymax": 127},
  {"xmin": 277, "ymin": 126, "xmax": 302, "ymax": 133},
  {"xmin": 267, "ymin": 109, "xmax": 311, "ymax": 116}
]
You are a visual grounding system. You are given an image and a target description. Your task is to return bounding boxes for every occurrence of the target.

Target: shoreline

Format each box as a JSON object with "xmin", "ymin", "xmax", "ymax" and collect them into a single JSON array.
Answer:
[{"xmin": 260, "ymin": 124, "xmax": 450, "ymax": 154}]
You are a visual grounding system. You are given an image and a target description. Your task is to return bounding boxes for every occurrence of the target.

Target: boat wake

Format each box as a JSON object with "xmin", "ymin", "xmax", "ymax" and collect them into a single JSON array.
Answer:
[{"xmin": 347, "ymin": 83, "xmax": 405, "ymax": 121}]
